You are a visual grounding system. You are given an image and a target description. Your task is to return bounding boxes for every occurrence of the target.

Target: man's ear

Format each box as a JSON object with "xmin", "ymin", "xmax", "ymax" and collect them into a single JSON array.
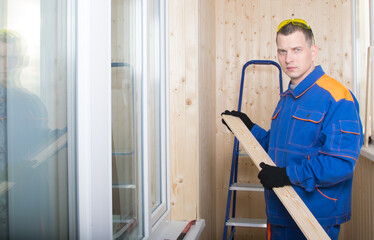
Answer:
[{"xmin": 311, "ymin": 44, "xmax": 318, "ymax": 61}]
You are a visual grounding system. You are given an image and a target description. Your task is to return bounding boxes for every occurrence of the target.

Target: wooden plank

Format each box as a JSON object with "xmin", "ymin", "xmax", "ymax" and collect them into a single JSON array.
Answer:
[
  {"xmin": 364, "ymin": 46, "xmax": 372, "ymax": 147},
  {"xmin": 0, "ymin": 181, "xmax": 15, "ymax": 196},
  {"xmin": 222, "ymin": 115, "xmax": 330, "ymax": 240}
]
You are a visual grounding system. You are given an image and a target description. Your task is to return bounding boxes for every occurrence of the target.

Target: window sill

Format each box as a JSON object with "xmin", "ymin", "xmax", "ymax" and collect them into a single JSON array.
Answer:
[
  {"xmin": 150, "ymin": 219, "xmax": 205, "ymax": 240},
  {"xmin": 360, "ymin": 144, "xmax": 374, "ymax": 162}
]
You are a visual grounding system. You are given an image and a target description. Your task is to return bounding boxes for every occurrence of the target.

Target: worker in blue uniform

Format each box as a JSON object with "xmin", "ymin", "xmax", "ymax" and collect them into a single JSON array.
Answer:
[{"xmin": 222, "ymin": 19, "xmax": 363, "ymax": 240}]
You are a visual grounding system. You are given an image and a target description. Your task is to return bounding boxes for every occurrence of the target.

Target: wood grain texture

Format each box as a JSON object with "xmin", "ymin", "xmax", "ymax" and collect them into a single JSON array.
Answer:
[
  {"xmin": 169, "ymin": 0, "xmax": 216, "ymax": 226},
  {"xmin": 222, "ymin": 115, "xmax": 330, "ymax": 240},
  {"xmin": 339, "ymin": 155, "xmax": 374, "ymax": 240},
  {"xmin": 169, "ymin": 0, "xmax": 199, "ymax": 220}
]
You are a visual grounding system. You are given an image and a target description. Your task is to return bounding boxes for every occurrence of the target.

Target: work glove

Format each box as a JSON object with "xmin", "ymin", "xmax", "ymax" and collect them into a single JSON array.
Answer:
[
  {"xmin": 257, "ymin": 162, "xmax": 291, "ymax": 190},
  {"xmin": 221, "ymin": 110, "xmax": 254, "ymax": 132}
]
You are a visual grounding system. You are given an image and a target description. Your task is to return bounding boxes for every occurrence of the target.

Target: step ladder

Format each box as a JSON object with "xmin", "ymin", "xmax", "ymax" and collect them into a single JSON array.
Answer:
[{"xmin": 223, "ymin": 60, "xmax": 283, "ymax": 240}]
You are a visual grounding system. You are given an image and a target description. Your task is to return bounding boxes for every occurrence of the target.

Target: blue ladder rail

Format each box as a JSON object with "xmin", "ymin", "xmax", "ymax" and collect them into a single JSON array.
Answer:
[
  {"xmin": 111, "ymin": 62, "xmax": 136, "ymax": 157},
  {"xmin": 223, "ymin": 60, "xmax": 283, "ymax": 240}
]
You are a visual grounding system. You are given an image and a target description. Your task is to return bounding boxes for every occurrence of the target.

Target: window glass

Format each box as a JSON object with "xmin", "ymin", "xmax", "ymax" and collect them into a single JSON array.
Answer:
[
  {"xmin": 148, "ymin": 0, "xmax": 162, "ymax": 212},
  {"xmin": 0, "ymin": 0, "xmax": 74, "ymax": 239},
  {"xmin": 111, "ymin": 0, "xmax": 143, "ymax": 239},
  {"xmin": 111, "ymin": 0, "xmax": 166, "ymax": 238}
]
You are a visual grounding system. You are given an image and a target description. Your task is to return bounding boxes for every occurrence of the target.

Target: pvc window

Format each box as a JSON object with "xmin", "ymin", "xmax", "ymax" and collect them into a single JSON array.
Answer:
[{"xmin": 111, "ymin": 0, "xmax": 168, "ymax": 238}]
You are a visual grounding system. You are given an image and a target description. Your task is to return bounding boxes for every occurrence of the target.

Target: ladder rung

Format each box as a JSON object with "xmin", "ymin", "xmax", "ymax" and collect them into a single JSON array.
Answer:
[
  {"xmin": 112, "ymin": 184, "xmax": 136, "ymax": 189},
  {"xmin": 230, "ymin": 183, "xmax": 264, "ymax": 191},
  {"xmin": 237, "ymin": 149, "xmax": 249, "ymax": 157},
  {"xmin": 226, "ymin": 218, "xmax": 267, "ymax": 228}
]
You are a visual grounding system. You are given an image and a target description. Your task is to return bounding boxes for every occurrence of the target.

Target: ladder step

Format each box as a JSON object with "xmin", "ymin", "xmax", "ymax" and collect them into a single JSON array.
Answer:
[
  {"xmin": 226, "ymin": 218, "xmax": 267, "ymax": 228},
  {"xmin": 230, "ymin": 183, "xmax": 264, "ymax": 191},
  {"xmin": 237, "ymin": 148, "xmax": 249, "ymax": 157}
]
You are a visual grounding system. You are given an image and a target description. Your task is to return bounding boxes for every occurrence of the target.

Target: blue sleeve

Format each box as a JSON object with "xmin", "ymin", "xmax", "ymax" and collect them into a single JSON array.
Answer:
[
  {"xmin": 287, "ymin": 98, "xmax": 363, "ymax": 192},
  {"xmin": 251, "ymin": 124, "xmax": 270, "ymax": 152}
]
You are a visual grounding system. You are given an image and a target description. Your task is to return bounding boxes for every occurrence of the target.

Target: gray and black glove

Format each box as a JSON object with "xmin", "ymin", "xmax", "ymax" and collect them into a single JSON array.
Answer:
[{"xmin": 221, "ymin": 110, "xmax": 254, "ymax": 132}]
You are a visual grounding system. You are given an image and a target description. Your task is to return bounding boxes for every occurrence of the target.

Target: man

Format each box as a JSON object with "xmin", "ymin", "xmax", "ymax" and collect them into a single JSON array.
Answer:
[{"xmin": 222, "ymin": 19, "xmax": 363, "ymax": 240}]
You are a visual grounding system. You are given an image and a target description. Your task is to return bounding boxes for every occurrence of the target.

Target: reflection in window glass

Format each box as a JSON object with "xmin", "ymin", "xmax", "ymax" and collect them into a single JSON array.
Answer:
[
  {"xmin": 111, "ymin": 0, "xmax": 142, "ymax": 239},
  {"xmin": 111, "ymin": 0, "xmax": 165, "ymax": 238},
  {"xmin": 148, "ymin": 0, "xmax": 162, "ymax": 212},
  {"xmin": 0, "ymin": 0, "xmax": 74, "ymax": 239}
]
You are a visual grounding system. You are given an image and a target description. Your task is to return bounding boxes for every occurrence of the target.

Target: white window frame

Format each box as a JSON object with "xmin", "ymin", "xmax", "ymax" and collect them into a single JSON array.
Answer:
[
  {"xmin": 67, "ymin": 0, "xmax": 77, "ymax": 238},
  {"xmin": 76, "ymin": 0, "xmax": 112, "ymax": 239},
  {"xmin": 135, "ymin": 0, "xmax": 170, "ymax": 236},
  {"xmin": 148, "ymin": 0, "xmax": 170, "ymax": 231},
  {"xmin": 76, "ymin": 0, "xmax": 169, "ymax": 239}
]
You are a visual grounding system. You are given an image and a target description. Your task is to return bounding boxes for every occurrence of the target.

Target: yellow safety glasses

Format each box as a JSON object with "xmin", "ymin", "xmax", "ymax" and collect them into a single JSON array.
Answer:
[
  {"xmin": 0, "ymin": 29, "xmax": 20, "ymax": 41},
  {"xmin": 277, "ymin": 19, "xmax": 312, "ymax": 32}
]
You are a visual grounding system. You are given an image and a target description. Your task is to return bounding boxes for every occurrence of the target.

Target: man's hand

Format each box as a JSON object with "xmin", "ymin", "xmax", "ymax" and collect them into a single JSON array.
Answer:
[
  {"xmin": 257, "ymin": 162, "xmax": 291, "ymax": 190},
  {"xmin": 221, "ymin": 110, "xmax": 254, "ymax": 132}
]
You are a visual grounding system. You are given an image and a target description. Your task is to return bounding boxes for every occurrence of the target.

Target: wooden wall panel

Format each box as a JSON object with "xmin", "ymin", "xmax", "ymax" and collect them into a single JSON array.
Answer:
[
  {"xmin": 169, "ymin": 2, "xmax": 216, "ymax": 236},
  {"xmin": 339, "ymin": 155, "xmax": 374, "ymax": 240},
  {"xmin": 169, "ymin": 0, "xmax": 199, "ymax": 220},
  {"xmin": 215, "ymin": 0, "xmax": 353, "ymax": 239},
  {"xmin": 198, "ymin": 0, "xmax": 216, "ymax": 239}
]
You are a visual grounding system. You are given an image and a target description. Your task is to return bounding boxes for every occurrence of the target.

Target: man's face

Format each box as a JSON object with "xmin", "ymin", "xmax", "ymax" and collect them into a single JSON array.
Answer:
[
  {"xmin": 0, "ymin": 41, "xmax": 22, "ymax": 84},
  {"xmin": 276, "ymin": 31, "xmax": 317, "ymax": 85}
]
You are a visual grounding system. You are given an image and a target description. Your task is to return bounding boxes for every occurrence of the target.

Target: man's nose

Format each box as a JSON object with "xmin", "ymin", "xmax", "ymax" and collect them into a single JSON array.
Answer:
[{"xmin": 285, "ymin": 52, "xmax": 293, "ymax": 64}]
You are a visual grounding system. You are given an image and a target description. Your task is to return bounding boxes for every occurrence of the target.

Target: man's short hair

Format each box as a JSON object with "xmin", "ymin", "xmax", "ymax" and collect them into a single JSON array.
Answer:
[
  {"xmin": 276, "ymin": 23, "xmax": 315, "ymax": 46},
  {"xmin": 0, "ymin": 29, "xmax": 27, "ymax": 68}
]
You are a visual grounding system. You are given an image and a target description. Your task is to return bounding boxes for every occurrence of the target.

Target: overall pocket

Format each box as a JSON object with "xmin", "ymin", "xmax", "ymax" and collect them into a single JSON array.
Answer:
[
  {"xmin": 331, "ymin": 120, "xmax": 361, "ymax": 154},
  {"xmin": 288, "ymin": 108, "xmax": 325, "ymax": 148}
]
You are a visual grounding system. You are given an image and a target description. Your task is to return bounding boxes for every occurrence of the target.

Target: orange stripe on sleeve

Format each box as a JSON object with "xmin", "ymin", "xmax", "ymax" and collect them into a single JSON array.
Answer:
[{"xmin": 319, "ymin": 150, "xmax": 358, "ymax": 162}]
